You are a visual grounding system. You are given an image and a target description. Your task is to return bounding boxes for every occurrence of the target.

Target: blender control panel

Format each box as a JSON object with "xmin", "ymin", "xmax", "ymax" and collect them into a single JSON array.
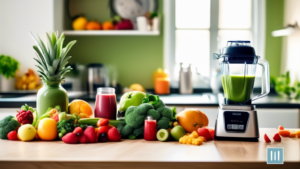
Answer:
[{"xmin": 224, "ymin": 111, "xmax": 249, "ymax": 132}]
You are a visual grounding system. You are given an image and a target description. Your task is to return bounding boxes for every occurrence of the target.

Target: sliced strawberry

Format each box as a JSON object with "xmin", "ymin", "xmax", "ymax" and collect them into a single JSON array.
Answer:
[
  {"xmin": 278, "ymin": 125, "xmax": 284, "ymax": 130},
  {"xmin": 273, "ymin": 133, "xmax": 281, "ymax": 142},
  {"xmin": 264, "ymin": 134, "xmax": 271, "ymax": 143}
]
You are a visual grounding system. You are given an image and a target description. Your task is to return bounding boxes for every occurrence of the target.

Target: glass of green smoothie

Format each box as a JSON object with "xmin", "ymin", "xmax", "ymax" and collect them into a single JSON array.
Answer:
[{"xmin": 214, "ymin": 41, "xmax": 270, "ymax": 104}]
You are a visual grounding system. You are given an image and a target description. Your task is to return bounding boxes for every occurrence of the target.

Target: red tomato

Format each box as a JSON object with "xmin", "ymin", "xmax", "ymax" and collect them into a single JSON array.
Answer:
[{"xmin": 97, "ymin": 119, "xmax": 109, "ymax": 127}]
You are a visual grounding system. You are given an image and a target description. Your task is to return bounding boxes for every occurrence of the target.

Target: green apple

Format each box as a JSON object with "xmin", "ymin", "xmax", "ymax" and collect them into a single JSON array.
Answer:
[
  {"xmin": 18, "ymin": 124, "xmax": 36, "ymax": 141},
  {"xmin": 171, "ymin": 125, "xmax": 186, "ymax": 141},
  {"xmin": 119, "ymin": 91, "xmax": 146, "ymax": 112}
]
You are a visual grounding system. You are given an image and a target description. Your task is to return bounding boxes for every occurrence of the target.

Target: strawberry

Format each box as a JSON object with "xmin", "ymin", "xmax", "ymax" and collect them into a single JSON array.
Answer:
[
  {"xmin": 278, "ymin": 125, "xmax": 284, "ymax": 130},
  {"xmin": 273, "ymin": 133, "xmax": 281, "ymax": 142},
  {"xmin": 84, "ymin": 126, "xmax": 97, "ymax": 143},
  {"xmin": 197, "ymin": 127, "xmax": 212, "ymax": 141},
  {"xmin": 62, "ymin": 133, "xmax": 79, "ymax": 144},
  {"xmin": 16, "ymin": 110, "xmax": 33, "ymax": 124},
  {"xmin": 97, "ymin": 126, "xmax": 111, "ymax": 139},
  {"xmin": 208, "ymin": 128, "xmax": 215, "ymax": 140},
  {"xmin": 264, "ymin": 134, "xmax": 271, "ymax": 143},
  {"xmin": 7, "ymin": 131, "xmax": 18, "ymax": 140},
  {"xmin": 97, "ymin": 119, "xmax": 109, "ymax": 127},
  {"xmin": 107, "ymin": 127, "xmax": 121, "ymax": 141},
  {"xmin": 79, "ymin": 135, "xmax": 89, "ymax": 143},
  {"xmin": 73, "ymin": 127, "xmax": 83, "ymax": 136}
]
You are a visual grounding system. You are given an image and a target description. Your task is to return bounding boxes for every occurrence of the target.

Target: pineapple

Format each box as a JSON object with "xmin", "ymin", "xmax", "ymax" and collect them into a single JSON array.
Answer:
[
  {"xmin": 30, "ymin": 31, "xmax": 76, "ymax": 85},
  {"xmin": 30, "ymin": 31, "xmax": 76, "ymax": 118}
]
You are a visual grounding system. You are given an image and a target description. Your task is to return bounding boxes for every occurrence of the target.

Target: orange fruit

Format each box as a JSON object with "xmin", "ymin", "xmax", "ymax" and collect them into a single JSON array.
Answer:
[
  {"xmin": 69, "ymin": 100, "xmax": 93, "ymax": 118},
  {"xmin": 177, "ymin": 109, "xmax": 209, "ymax": 133},
  {"xmin": 102, "ymin": 21, "xmax": 114, "ymax": 30},
  {"xmin": 85, "ymin": 21, "xmax": 101, "ymax": 30},
  {"xmin": 37, "ymin": 118, "xmax": 57, "ymax": 141}
]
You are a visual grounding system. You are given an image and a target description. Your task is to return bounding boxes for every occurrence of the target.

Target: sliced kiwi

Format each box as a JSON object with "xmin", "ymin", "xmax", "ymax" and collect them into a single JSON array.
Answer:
[{"xmin": 156, "ymin": 129, "xmax": 170, "ymax": 142}]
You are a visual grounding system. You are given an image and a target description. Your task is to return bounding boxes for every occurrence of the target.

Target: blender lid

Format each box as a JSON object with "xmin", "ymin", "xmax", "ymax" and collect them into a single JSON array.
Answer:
[{"xmin": 214, "ymin": 41, "xmax": 259, "ymax": 64}]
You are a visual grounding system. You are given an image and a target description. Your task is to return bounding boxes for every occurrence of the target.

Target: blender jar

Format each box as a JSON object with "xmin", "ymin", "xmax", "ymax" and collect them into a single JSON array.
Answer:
[{"xmin": 214, "ymin": 41, "xmax": 270, "ymax": 104}]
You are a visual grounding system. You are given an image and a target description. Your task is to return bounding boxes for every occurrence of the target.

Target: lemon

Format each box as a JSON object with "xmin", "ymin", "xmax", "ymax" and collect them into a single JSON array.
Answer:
[
  {"xmin": 18, "ymin": 124, "xmax": 36, "ymax": 141},
  {"xmin": 72, "ymin": 16, "xmax": 88, "ymax": 30}
]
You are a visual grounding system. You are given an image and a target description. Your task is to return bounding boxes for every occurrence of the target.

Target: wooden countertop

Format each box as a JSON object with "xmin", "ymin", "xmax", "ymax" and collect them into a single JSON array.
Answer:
[{"xmin": 0, "ymin": 128, "xmax": 299, "ymax": 169}]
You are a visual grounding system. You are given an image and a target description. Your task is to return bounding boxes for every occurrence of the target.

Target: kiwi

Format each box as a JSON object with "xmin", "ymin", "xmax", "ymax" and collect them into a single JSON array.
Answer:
[{"xmin": 156, "ymin": 129, "xmax": 170, "ymax": 142}]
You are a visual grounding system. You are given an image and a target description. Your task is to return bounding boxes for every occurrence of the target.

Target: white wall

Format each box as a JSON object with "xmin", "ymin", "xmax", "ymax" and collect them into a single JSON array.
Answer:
[
  {"xmin": 0, "ymin": 0, "xmax": 55, "ymax": 73},
  {"xmin": 281, "ymin": 0, "xmax": 300, "ymax": 82}
]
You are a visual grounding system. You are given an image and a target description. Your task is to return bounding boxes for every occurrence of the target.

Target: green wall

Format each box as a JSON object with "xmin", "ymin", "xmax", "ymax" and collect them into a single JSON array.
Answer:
[
  {"xmin": 65, "ymin": 0, "xmax": 163, "ymax": 89},
  {"xmin": 265, "ymin": 0, "xmax": 284, "ymax": 77}
]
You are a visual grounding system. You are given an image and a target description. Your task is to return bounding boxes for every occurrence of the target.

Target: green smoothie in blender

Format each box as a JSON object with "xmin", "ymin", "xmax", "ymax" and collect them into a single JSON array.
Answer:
[{"xmin": 221, "ymin": 75, "xmax": 255, "ymax": 103}]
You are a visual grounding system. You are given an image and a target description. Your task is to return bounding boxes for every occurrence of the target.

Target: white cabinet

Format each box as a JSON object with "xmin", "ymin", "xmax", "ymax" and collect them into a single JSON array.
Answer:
[{"xmin": 169, "ymin": 106, "xmax": 300, "ymax": 128}]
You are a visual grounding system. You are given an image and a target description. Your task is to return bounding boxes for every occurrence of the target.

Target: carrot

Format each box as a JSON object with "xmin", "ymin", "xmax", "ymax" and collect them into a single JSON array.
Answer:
[{"xmin": 278, "ymin": 130, "xmax": 290, "ymax": 137}]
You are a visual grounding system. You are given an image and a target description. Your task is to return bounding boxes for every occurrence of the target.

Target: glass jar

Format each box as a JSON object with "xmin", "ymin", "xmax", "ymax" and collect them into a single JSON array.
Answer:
[
  {"xmin": 144, "ymin": 116, "xmax": 157, "ymax": 141},
  {"xmin": 94, "ymin": 88, "xmax": 117, "ymax": 119}
]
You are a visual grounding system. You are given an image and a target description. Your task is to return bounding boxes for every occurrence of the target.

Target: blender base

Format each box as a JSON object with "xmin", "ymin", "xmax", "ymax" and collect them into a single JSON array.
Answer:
[{"xmin": 214, "ymin": 105, "xmax": 259, "ymax": 142}]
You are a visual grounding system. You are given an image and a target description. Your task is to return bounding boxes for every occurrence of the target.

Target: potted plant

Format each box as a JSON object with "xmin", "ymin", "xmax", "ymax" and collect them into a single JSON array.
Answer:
[
  {"xmin": 0, "ymin": 55, "xmax": 19, "ymax": 91},
  {"xmin": 30, "ymin": 31, "xmax": 76, "ymax": 119}
]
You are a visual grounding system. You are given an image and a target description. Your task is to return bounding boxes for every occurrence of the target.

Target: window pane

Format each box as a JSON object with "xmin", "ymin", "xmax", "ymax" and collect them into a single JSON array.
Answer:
[
  {"xmin": 176, "ymin": 30, "xmax": 210, "ymax": 76},
  {"xmin": 219, "ymin": 0, "xmax": 251, "ymax": 29},
  {"xmin": 176, "ymin": 0, "xmax": 211, "ymax": 29},
  {"xmin": 218, "ymin": 30, "xmax": 252, "ymax": 49}
]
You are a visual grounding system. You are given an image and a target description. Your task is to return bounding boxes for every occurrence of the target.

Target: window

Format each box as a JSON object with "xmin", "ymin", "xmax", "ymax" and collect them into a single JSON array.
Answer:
[{"xmin": 164, "ymin": 0, "xmax": 265, "ymax": 88}]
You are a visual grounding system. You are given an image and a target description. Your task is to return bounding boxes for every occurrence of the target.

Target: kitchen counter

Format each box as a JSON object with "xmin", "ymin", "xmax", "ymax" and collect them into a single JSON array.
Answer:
[
  {"xmin": 1, "ymin": 92, "xmax": 300, "ymax": 109},
  {"xmin": 0, "ymin": 128, "xmax": 299, "ymax": 169}
]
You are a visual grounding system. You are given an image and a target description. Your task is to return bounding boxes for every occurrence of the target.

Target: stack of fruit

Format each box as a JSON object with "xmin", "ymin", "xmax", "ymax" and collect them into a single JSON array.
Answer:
[
  {"xmin": 15, "ymin": 69, "xmax": 41, "ymax": 90},
  {"xmin": 156, "ymin": 109, "xmax": 215, "ymax": 146},
  {"xmin": 72, "ymin": 15, "xmax": 133, "ymax": 31}
]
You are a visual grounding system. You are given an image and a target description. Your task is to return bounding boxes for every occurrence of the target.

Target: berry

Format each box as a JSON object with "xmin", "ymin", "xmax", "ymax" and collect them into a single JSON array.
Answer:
[
  {"xmin": 278, "ymin": 125, "xmax": 284, "ymax": 130},
  {"xmin": 7, "ymin": 131, "xmax": 18, "ymax": 140},
  {"xmin": 98, "ymin": 133, "xmax": 108, "ymax": 142},
  {"xmin": 208, "ymin": 128, "xmax": 215, "ymax": 140},
  {"xmin": 73, "ymin": 127, "xmax": 83, "ymax": 136},
  {"xmin": 62, "ymin": 133, "xmax": 79, "ymax": 144},
  {"xmin": 97, "ymin": 119, "xmax": 109, "ymax": 127},
  {"xmin": 264, "ymin": 134, "xmax": 271, "ymax": 143},
  {"xmin": 97, "ymin": 126, "xmax": 111, "ymax": 139},
  {"xmin": 273, "ymin": 133, "xmax": 281, "ymax": 142},
  {"xmin": 107, "ymin": 127, "xmax": 121, "ymax": 141},
  {"xmin": 79, "ymin": 135, "xmax": 89, "ymax": 143},
  {"xmin": 197, "ymin": 127, "xmax": 212, "ymax": 141},
  {"xmin": 16, "ymin": 110, "xmax": 33, "ymax": 124},
  {"xmin": 84, "ymin": 126, "xmax": 97, "ymax": 143}
]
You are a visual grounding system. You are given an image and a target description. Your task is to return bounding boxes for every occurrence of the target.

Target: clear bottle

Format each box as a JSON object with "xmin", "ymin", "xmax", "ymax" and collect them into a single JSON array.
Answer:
[{"xmin": 94, "ymin": 88, "xmax": 117, "ymax": 119}]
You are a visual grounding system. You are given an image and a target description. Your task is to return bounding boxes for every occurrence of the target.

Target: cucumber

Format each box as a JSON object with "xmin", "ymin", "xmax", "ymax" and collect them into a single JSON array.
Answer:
[
  {"xmin": 78, "ymin": 118, "xmax": 124, "ymax": 127},
  {"xmin": 78, "ymin": 118, "xmax": 102, "ymax": 127}
]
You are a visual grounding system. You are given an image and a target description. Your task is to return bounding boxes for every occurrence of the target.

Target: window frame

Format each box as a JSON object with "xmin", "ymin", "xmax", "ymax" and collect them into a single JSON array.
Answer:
[{"xmin": 164, "ymin": 0, "xmax": 266, "ymax": 88}]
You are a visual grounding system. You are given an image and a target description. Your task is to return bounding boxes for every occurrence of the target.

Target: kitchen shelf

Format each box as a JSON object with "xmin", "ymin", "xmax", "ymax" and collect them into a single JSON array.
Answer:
[{"xmin": 63, "ymin": 30, "xmax": 160, "ymax": 36}]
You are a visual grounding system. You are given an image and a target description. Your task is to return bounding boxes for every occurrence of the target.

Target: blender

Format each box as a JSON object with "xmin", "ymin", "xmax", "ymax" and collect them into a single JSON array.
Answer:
[{"xmin": 213, "ymin": 41, "xmax": 270, "ymax": 141}]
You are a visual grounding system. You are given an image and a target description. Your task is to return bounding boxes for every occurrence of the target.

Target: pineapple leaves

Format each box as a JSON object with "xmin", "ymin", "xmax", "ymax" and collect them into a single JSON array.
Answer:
[
  {"xmin": 30, "ymin": 31, "xmax": 76, "ymax": 84},
  {"xmin": 55, "ymin": 33, "xmax": 65, "ymax": 59},
  {"xmin": 33, "ymin": 46, "xmax": 49, "ymax": 67},
  {"xmin": 52, "ymin": 59, "xmax": 60, "ymax": 73},
  {"xmin": 60, "ymin": 40, "xmax": 76, "ymax": 61},
  {"xmin": 46, "ymin": 33, "xmax": 55, "ymax": 62}
]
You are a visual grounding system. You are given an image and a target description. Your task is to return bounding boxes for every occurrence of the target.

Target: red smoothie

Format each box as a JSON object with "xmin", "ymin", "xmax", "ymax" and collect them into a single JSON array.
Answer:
[
  {"xmin": 144, "ymin": 119, "xmax": 157, "ymax": 141},
  {"xmin": 94, "ymin": 94, "xmax": 117, "ymax": 119}
]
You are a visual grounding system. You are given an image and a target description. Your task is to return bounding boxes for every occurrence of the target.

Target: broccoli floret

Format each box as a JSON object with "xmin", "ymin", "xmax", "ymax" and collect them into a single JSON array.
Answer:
[
  {"xmin": 152, "ymin": 99, "xmax": 165, "ymax": 109},
  {"xmin": 147, "ymin": 109, "xmax": 161, "ymax": 120},
  {"xmin": 0, "ymin": 115, "xmax": 20, "ymax": 139},
  {"xmin": 125, "ymin": 103, "xmax": 154, "ymax": 129},
  {"xmin": 117, "ymin": 122, "xmax": 134, "ymax": 138},
  {"xmin": 157, "ymin": 106, "xmax": 172, "ymax": 119},
  {"xmin": 157, "ymin": 117, "xmax": 170, "ymax": 130},
  {"xmin": 133, "ymin": 126, "xmax": 144, "ymax": 138}
]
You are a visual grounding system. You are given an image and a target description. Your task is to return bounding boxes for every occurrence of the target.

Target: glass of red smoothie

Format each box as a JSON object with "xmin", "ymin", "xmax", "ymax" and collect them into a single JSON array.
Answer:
[{"xmin": 94, "ymin": 88, "xmax": 117, "ymax": 119}]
